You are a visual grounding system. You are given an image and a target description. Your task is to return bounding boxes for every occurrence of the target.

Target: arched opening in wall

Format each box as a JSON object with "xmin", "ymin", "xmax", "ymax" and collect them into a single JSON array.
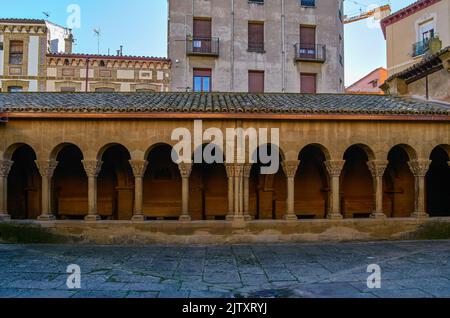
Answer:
[
  {"xmin": 143, "ymin": 144, "xmax": 182, "ymax": 220},
  {"xmin": 295, "ymin": 145, "xmax": 329, "ymax": 219},
  {"xmin": 190, "ymin": 144, "xmax": 227, "ymax": 220},
  {"xmin": 383, "ymin": 146, "xmax": 415, "ymax": 217},
  {"xmin": 341, "ymin": 145, "xmax": 374, "ymax": 218},
  {"xmin": 248, "ymin": 144, "xmax": 286, "ymax": 220},
  {"xmin": 7, "ymin": 145, "xmax": 41, "ymax": 219},
  {"xmin": 427, "ymin": 146, "xmax": 450, "ymax": 217},
  {"xmin": 53, "ymin": 144, "xmax": 87, "ymax": 220},
  {"xmin": 98, "ymin": 145, "xmax": 134, "ymax": 220}
]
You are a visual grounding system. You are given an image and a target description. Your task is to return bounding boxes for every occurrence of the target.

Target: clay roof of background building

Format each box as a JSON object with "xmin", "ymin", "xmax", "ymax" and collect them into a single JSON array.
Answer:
[
  {"xmin": 385, "ymin": 46, "xmax": 450, "ymax": 83},
  {"xmin": 381, "ymin": 0, "xmax": 442, "ymax": 38},
  {"xmin": 0, "ymin": 92, "xmax": 449, "ymax": 116},
  {"xmin": 47, "ymin": 53, "xmax": 170, "ymax": 62},
  {"xmin": 0, "ymin": 18, "xmax": 46, "ymax": 24}
]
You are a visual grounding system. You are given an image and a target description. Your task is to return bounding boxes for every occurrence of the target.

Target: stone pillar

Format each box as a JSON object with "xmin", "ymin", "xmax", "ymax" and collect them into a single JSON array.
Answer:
[
  {"xmin": 408, "ymin": 159, "xmax": 432, "ymax": 218},
  {"xmin": 282, "ymin": 160, "xmax": 300, "ymax": 221},
  {"xmin": 129, "ymin": 160, "xmax": 148, "ymax": 222},
  {"xmin": 242, "ymin": 163, "xmax": 253, "ymax": 221},
  {"xmin": 233, "ymin": 164, "xmax": 245, "ymax": 221},
  {"xmin": 324, "ymin": 160, "xmax": 345, "ymax": 219},
  {"xmin": 367, "ymin": 160, "xmax": 389, "ymax": 219},
  {"xmin": 178, "ymin": 163, "xmax": 193, "ymax": 222},
  {"xmin": 225, "ymin": 164, "xmax": 235, "ymax": 220},
  {"xmin": 82, "ymin": 160, "xmax": 103, "ymax": 221},
  {"xmin": 35, "ymin": 160, "xmax": 58, "ymax": 221},
  {"xmin": 0, "ymin": 160, "xmax": 14, "ymax": 220}
]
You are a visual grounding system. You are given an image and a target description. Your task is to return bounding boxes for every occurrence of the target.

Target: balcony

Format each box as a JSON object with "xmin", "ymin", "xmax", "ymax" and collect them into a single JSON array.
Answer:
[
  {"xmin": 294, "ymin": 43, "xmax": 326, "ymax": 63},
  {"xmin": 412, "ymin": 37, "xmax": 437, "ymax": 57},
  {"xmin": 186, "ymin": 37, "xmax": 219, "ymax": 57}
]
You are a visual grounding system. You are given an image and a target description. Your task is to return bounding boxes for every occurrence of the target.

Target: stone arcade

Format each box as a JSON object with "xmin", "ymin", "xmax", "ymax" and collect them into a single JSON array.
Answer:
[{"xmin": 0, "ymin": 92, "xmax": 449, "ymax": 243}]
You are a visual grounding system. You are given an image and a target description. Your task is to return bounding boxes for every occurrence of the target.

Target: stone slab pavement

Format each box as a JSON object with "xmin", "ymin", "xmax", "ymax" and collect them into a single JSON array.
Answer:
[{"xmin": 0, "ymin": 240, "xmax": 449, "ymax": 298}]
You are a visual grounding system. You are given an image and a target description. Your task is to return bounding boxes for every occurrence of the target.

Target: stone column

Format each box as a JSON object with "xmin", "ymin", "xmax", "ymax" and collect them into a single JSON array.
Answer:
[
  {"xmin": 367, "ymin": 160, "xmax": 389, "ymax": 219},
  {"xmin": 178, "ymin": 163, "xmax": 193, "ymax": 222},
  {"xmin": 408, "ymin": 159, "xmax": 432, "ymax": 218},
  {"xmin": 225, "ymin": 164, "xmax": 235, "ymax": 220},
  {"xmin": 243, "ymin": 163, "xmax": 253, "ymax": 221},
  {"xmin": 35, "ymin": 160, "xmax": 58, "ymax": 221},
  {"xmin": 0, "ymin": 160, "xmax": 13, "ymax": 220},
  {"xmin": 324, "ymin": 160, "xmax": 345, "ymax": 219},
  {"xmin": 282, "ymin": 160, "xmax": 300, "ymax": 221},
  {"xmin": 129, "ymin": 160, "xmax": 148, "ymax": 222},
  {"xmin": 232, "ymin": 164, "xmax": 245, "ymax": 221},
  {"xmin": 82, "ymin": 160, "xmax": 103, "ymax": 221}
]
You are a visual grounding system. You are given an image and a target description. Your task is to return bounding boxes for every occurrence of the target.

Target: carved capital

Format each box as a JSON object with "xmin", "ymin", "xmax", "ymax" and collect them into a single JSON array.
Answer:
[
  {"xmin": 367, "ymin": 160, "xmax": 389, "ymax": 178},
  {"xmin": 82, "ymin": 160, "xmax": 103, "ymax": 178},
  {"xmin": 35, "ymin": 160, "xmax": 59, "ymax": 178},
  {"xmin": 242, "ymin": 163, "xmax": 253, "ymax": 178},
  {"xmin": 178, "ymin": 162, "xmax": 192, "ymax": 178},
  {"xmin": 225, "ymin": 163, "xmax": 235, "ymax": 178},
  {"xmin": 408, "ymin": 160, "xmax": 432, "ymax": 177},
  {"xmin": 234, "ymin": 164, "xmax": 245, "ymax": 178},
  {"xmin": 0, "ymin": 160, "xmax": 14, "ymax": 177},
  {"xmin": 282, "ymin": 160, "xmax": 300, "ymax": 178},
  {"xmin": 325, "ymin": 160, "xmax": 345, "ymax": 178},
  {"xmin": 129, "ymin": 160, "xmax": 148, "ymax": 178}
]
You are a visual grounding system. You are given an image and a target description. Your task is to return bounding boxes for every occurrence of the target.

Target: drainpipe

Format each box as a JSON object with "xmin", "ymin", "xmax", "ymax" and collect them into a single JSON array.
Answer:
[
  {"xmin": 231, "ymin": 0, "xmax": 235, "ymax": 91},
  {"xmin": 281, "ymin": 0, "xmax": 286, "ymax": 92},
  {"xmin": 85, "ymin": 58, "xmax": 90, "ymax": 92}
]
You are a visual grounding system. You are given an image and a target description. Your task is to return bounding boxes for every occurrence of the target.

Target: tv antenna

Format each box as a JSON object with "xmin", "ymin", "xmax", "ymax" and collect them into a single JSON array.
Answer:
[
  {"xmin": 93, "ymin": 28, "xmax": 101, "ymax": 54},
  {"xmin": 42, "ymin": 12, "xmax": 50, "ymax": 19}
]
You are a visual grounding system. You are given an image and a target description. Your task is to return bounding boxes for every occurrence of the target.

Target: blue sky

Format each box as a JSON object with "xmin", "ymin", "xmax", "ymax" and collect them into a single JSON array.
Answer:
[{"xmin": 2, "ymin": 0, "xmax": 417, "ymax": 86}]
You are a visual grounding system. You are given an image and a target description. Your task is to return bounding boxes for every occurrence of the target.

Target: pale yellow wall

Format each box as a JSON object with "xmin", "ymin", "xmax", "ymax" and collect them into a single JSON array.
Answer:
[{"xmin": 386, "ymin": 0, "xmax": 450, "ymax": 76}]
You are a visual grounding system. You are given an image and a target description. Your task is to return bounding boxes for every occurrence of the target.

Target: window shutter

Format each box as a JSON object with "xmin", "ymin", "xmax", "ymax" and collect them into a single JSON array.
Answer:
[
  {"xmin": 193, "ymin": 19, "xmax": 212, "ymax": 38},
  {"xmin": 300, "ymin": 26, "xmax": 316, "ymax": 45},
  {"xmin": 248, "ymin": 22, "xmax": 264, "ymax": 51},
  {"xmin": 249, "ymin": 71, "xmax": 265, "ymax": 93},
  {"xmin": 301, "ymin": 74, "xmax": 316, "ymax": 94}
]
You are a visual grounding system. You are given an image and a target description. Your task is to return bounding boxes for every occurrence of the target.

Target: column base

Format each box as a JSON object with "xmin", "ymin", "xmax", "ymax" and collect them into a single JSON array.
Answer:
[
  {"xmin": 244, "ymin": 214, "xmax": 253, "ymax": 221},
  {"xmin": 0, "ymin": 214, "xmax": 11, "ymax": 221},
  {"xmin": 327, "ymin": 213, "xmax": 343, "ymax": 220},
  {"xmin": 283, "ymin": 214, "xmax": 298, "ymax": 221},
  {"xmin": 84, "ymin": 215, "xmax": 101, "ymax": 221},
  {"xmin": 370, "ymin": 212, "xmax": 387, "ymax": 219},
  {"xmin": 227, "ymin": 215, "xmax": 246, "ymax": 222},
  {"xmin": 131, "ymin": 215, "xmax": 146, "ymax": 222},
  {"xmin": 38, "ymin": 214, "xmax": 55, "ymax": 221},
  {"xmin": 411, "ymin": 212, "xmax": 429, "ymax": 219},
  {"xmin": 179, "ymin": 215, "xmax": 191, "ymax": 222}
]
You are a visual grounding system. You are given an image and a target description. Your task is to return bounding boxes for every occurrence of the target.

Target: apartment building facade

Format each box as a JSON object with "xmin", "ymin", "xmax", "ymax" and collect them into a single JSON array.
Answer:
[
  {"xmin": 0, "ymin": 19, "xmax": 171, "ymax": 92},
  {"xmin": 168, "ymin": 0, "xmax": 345, "ymax": 93},
  {"xmin": 381, "ymin": 0, "xmax": 450, "ymax": 76}
]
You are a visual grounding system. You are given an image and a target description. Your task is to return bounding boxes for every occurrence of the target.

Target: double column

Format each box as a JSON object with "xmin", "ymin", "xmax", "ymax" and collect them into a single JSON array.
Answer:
[
  {"xmin": 0, "ymin": 160, "xmax": 14, "ymax": 220},
  {"xmin": 282, "ymin": 160, "xmax": 300, "ymax": 221},
  {"xmin": 324, "ymin": 160, "xmax": 345, "ymax": 219},
  {"xmin": 35, "ymin": 160, "xmax": 59, "ymax": 221},
  {"xmin": 225, "ymin": 163, "xmax": 252, "ymax": 222},
  {"xmin": 82, "ymin": 160, "xmax": 103, "ymax": 221},
  {"xmin": 367, "ymin": 160, "xmax": 389, "ymax": 219},
  {"xmin": 129, "ymin": 160, "xmax": 148, "ymax": 222},
  {"xmin": 178, "ymin": 162, "xmax": 193, "ymax": 221},
  {"xmin": 408, "ymin": 159, "xmax": 431, "ymax": 218}
]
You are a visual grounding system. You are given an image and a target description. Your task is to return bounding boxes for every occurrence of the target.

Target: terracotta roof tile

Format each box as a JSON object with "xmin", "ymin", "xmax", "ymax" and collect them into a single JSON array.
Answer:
[{"xmin": 0, "ymin": 92, "xmax": 449, "ymax": 116}]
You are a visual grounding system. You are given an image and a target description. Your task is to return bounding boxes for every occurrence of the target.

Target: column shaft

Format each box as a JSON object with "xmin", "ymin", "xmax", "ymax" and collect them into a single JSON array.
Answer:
[
  {"xmin": 178, "ymin": 163, "xmax": 192, "ymax": 221},
  {"xmin": 82, "ymin": 160, "xmax": 103, "ymax": 221},
  {"xmin": 35, "ymin": 160, "xmax": 58, "ymax": 221},
  {"xmin": 367, "ymin": 160, "xmax": 388, "ymax": 219},
  {"xmin": 130, "ymin": 160, "xmax": 149, "ymax": 222},
  {"xmin": 0, "ymin": 160, "xmax": 13, "ymax": 220},
  {"xmin": 408, "ymin": 160, "xmax": 431, "ymax": 218},
  {"xmin": 282, "ymin": 161, "xmax": 300, "ymax": 221},
  {"xmin": 325, "ymin": 160, "xmax": 345, "ymax": 219}
]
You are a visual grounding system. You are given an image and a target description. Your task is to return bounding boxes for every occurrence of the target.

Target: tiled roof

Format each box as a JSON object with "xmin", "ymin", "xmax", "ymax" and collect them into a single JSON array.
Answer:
[
  {"xmin": 0, "ymin": 18, "xmax": 46, "ymax": 24},
  {"xmin": 1, "ymin": 93, "xmax": 449, "ymax": 116},
  {"xmin": 47, "ymin": 53, "xmax": 170, "ymax": 62}
]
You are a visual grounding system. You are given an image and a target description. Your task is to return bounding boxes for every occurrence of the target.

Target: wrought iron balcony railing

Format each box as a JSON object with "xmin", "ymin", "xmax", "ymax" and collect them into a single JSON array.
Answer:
[
  {"xmin": 294, "ymin": 43, "xmax": 326, "ymax": 63},
  {"xmin": 186, "ymin": 37, "xmax": 219, "ymax": 57},
  {"xmin": 412, "ymin": 37, "xmax": 437, "ymax": 57}
]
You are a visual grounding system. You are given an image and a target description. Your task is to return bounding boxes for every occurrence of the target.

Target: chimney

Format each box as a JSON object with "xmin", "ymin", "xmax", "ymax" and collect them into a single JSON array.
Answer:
[{"xmin": 65, "ymin": 33, "xmax": 74, "ymax": 54}]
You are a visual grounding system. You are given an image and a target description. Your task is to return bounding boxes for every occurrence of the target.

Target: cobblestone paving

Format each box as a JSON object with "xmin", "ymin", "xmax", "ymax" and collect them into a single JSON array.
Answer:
[{"xmin": 1, "ymin": 241, "xmax": 450, "ymax": 298}]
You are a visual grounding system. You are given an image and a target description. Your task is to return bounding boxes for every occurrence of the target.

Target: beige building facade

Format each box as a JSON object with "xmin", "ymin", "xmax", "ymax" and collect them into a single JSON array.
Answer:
[
  {"xmin": 0, "ymin": 19, "xmax": 171, "ymax": 92},
  {"xmin": 381, "ymin": 0, "xmax": 450, "ymax": 76},
  {"xmin": 168, "ymin": 0, "xmax": 345, "ymax": 93}
]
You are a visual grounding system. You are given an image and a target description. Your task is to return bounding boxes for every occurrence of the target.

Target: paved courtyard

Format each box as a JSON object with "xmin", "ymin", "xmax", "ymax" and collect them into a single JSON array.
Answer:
[{"xmin": 0, "ymin": 241, "xmax": 450, "ymax": 298}]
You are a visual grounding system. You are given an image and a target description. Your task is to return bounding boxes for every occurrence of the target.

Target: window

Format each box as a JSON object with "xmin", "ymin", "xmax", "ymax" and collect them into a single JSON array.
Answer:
[
  {"xmin": 0, "ymin": 42, "xmax": 3, "ymax": 51},
  {"xmin": 95, "ymin": 87, "xmax": 115, "ymax": 92},
  {"xmin": 7, "ymin": 86, "xmax": 23, "ymax": 93},
  {"xmin": 299, "ymin": 25, "xmax": 316, "ymax": 58},
  {"xmin": 248, "ymin": 71, "xmax": 264, "ymax": 93},
  {"xmin": 193, "ymin": 18, "xmax": 212, "ymax": 54},
  {"xmin": 301, "ymin": 0, "xmax": 315, "ymax": 7},
  {"xmin": 300, "ymin": 73, "xmax": 316, "ymax": 94},
  {"xmin": 9, "ymin": 41, "xmax": 23, "ymax": 65},
  {"xmin": 193, "ymin": 68, "xmax": 211, "ymax": 92},
  {"xmin": 370, "ymin": 80, "xmax": 378, "ymax": 88},
  {"xmin": 248, "ymin": 22, "xmax": 264, "ymax": 52},
  {"xmin": 60, "ymin": 87, "xmax": 76, "ymax": 92}
]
